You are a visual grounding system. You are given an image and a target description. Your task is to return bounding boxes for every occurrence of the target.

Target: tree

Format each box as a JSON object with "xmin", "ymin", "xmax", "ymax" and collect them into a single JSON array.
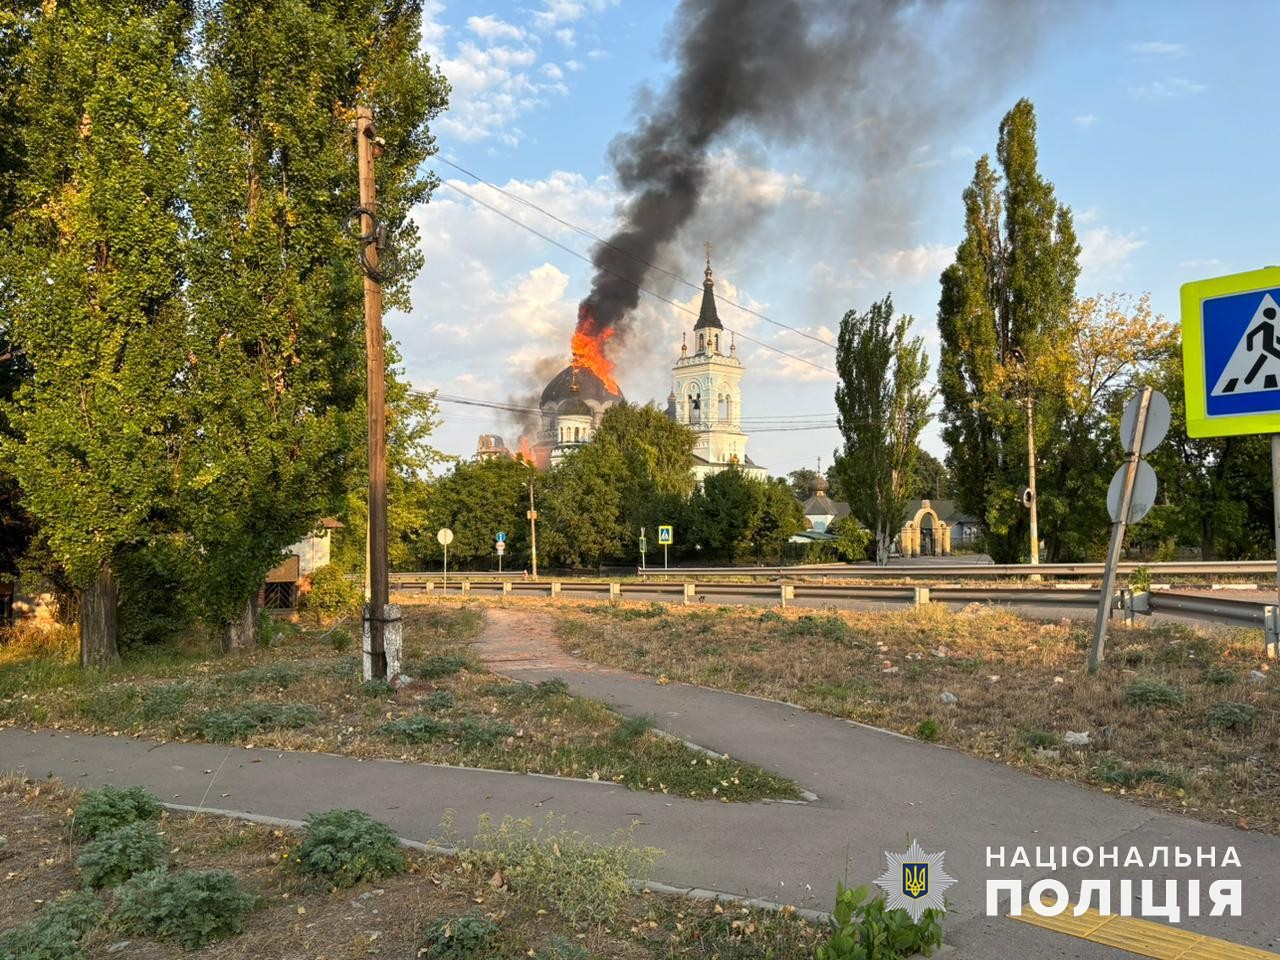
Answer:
[
  {"xmin": 833, "ymin": 296, "xmax": 933, "ymax": 564},
  {"xmin": 2, "ymin": 0, "xmax": 193, "ymax": 665},
  {"xmin": 416, "ymin": 457, "xmax": 532, "ymax": 570},
  {"xmin": 689, "ymin": 469, "xmax": 803, "ymax": 563},
  {"xmin": 787, "ymin": 468, "xmax": 820, "ymax": 500},
  {"xmin": 590, "ymin": 402, "xmax": 696, "ymax": 532},
  {"xmin": 179, "ymin": 0, "xmax": 449, "ymax": 648},
  {"xmin": 937, "ymin": 98, "xmax": 1080, "ymax": 562},
  {"xmin": 907, "ymin": 449, "xmax": 950, "ymax": 501},
  {"xmin": 826, "ymin": 516, "xmax": 872, "ymax": 562},
  {"xmin": 539, "ymin": 442, "xmax": 628, "ymax": 570}
]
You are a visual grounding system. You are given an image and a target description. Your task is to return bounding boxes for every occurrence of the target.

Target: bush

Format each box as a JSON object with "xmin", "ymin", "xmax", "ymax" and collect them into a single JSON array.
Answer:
[
  {"xmin": 113, "ymin": 868, "xmax": 257, "ymax": 948},
  {"xmin": 533, "ymin": 936, "xmax": 591, "ymax": 960},
  {"xmin": 816, "ymin": 884, "xmax": 943, "ymax": 960},
  {"xmin": 194, "ymin": 702, "xmax": 321, "ymax": 742},
  {"xmin": 0, "ymin": 891, "xmax": 105, "ymax": 960},
  {"xmin": 611, "ymin": 714, "xmax": 656, "ymax": 746},
  {"xmin": 1090, "ymin": 755, "xmax": 1186, "ymax": 790},
  {"xmin": 1200, "ymin": 665, "xmax": 1237, "ymax": 686},
  {"xmin": 1206, "ymin": 701, "xmax": 1259, "ymax": 731},
  {"xmin": 225, "ymin": 663, "xmax": 304, "ymax": 690},
  {"xmin": 327, "ymin": 627, "xmax": 353, "ymax": 653},
  {"xmin": 295, "ymin": 809, "xmax": 406, "ymax": 888},
  {"xmin": 73, "ymin": 785, "xmax": 162, "ymax": 841},
  {"xmin": 787, "ymin": 613, "xmax": 853, "ymax": 644},
  {"xmin": 456, "ymin": 717, "xmax": 515, "ymax": 748},
  {"xmin": 136, "ymin": 682, "xmax": 196, "ymax": 722},
  {"xmin": 376, "ymin": 715, "xmax": 448, "ymax": 743},
  {"xmin": 410, "ymin": 654, "xmax": 472, "ymax": 679},
  {"xmin": 76, "ymin": 821, "xmax": 168, "ymax": 889},
  {"xmin": 419, "ymin": 911, "xmax": 500, "ymax": 960},
  {"xmin": 361, "ymin": 678, "xmax": 396, "ymax": 698},
  {"xmin": 421, "ymin": 690, "xmax": 455, "ymax": 711},
  {"xmin": 1019, "ymin": 730, "xmax": 1060, "ymax": 749},
  {"xmin": 459, "ymin": 814, "xmax": 658, "ymax": 925},
  {"xmin": 303, "ymin": 564, "xmax": 360, "ymax": 618},
  {"xmin": 1124, "ymin": 679, "xmax": 1184, "ymax": 708},
  {"xmin": 914, "ymin": 719, "xmax": 940, "ymax": 742}
]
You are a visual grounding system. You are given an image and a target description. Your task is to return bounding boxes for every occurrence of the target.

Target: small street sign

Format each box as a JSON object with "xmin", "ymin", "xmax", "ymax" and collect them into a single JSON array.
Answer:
[
  {"xmin": 496, "ymin": 531, "xmax": 507, "ymax": 543},
  {"xmin": 1107, "ymin": 460, "xmax": 1158, "ymax": 524},
  {"xmin": 1182, "ymin": 266, "xmax": 1280, "ymax": 437},
  {"xmin": 437, "ymin": 528, "xmax": 453, "ymax": 546},
  {"xmin": 1121, "ymin": 390, "xmax": 1171, "ymax": 455},
  {"xmin": 657, "ymin": 525, "xmax": 673, "ymax": 545},
  {"xmin": 495, "ymin": 541, "xmax": 505, "ymax": 554}
]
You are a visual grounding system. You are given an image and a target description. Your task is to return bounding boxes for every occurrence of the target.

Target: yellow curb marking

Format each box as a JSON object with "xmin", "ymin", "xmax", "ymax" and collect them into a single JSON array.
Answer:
[{"xmin": 1013, "ymin": 906, "xmax": 1280, "ymax": 959}]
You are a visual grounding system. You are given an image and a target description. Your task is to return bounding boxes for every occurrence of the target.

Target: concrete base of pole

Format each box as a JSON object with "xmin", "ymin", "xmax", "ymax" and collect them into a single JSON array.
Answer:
[{"xmin": 363, "ymin": 603, "xmax": 403, "ymax": 681}]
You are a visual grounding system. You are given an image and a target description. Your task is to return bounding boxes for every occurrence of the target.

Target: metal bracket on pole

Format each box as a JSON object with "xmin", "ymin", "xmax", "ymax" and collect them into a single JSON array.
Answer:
[
  {"xmin": 1265, "ymin": 605, "xmax": 1280, "ymax": 660},
  {"xmin": 502, "ymin": 581, "xmax": 512, "ymax": 596},
  {"xmin": 609, "ymin": 582, "xmax": 621, "ymax": 602},
  {"xmin": 780, "ymin": 583, "xmax": 794, "ymax": 607},
  {"xmin": 549, "ymin": 580, "xmax": 561, "ymax": 597},
  {"xmin": 913, "ymin": 586, "xmax": 930, "ymax": 608},
  {"xmin": 683, "ymin": 583, "xmax": 695, "ymax": 605}
]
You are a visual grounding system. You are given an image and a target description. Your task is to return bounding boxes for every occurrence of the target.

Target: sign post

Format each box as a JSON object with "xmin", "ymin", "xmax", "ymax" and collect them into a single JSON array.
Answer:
[
  {"xmin": 1183, "ymin": 266, "xmax": 1280, "ymax": 658},
  {"xmin": 437, "ymin": 528, "xmax": 453, "ymax": 594},
  {"xmin": 658, "ymin": 525, "xmax": 673, "ymax": 569},
  {"xmin": 495, "ymin": 531, "xmax": 506, "ymax": 574},
  {"xmin": 639, "ymin": 527, "xmax": 647, "ymax": 571},
  {"xmin": 1090, "ymin": 387, "xmax": 1168, "ymax": 671}
]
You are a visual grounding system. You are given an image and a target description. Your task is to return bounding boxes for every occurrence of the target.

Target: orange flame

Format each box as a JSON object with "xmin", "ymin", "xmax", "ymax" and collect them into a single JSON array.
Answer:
[
  {"xmin": 572, "ymin": 306, "xmax": 619, "ymax": 394},
  {"xmin": 518, "ymin": 436, "xmax": 534, "ymax": 462}
]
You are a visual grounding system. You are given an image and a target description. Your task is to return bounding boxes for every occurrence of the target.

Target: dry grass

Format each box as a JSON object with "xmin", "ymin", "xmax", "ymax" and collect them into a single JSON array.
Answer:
[
  {"xmin": 548, "ymin": 600, "xmax": 1280, "ymax": 833},
  {"xmin": 0, "ymin": 607, "xmax": 796, "ymax": 803},
  {"xmin": 0, "ymin": 775, "xmax": 822, "ymax": 960}
]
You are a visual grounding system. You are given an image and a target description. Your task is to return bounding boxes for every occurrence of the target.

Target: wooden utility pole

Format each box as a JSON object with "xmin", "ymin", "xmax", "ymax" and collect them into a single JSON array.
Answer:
[
  {"xmin": 1026, "ymin": 396, "xmax": 1040, "ymax": 566},
  {"xmin": 357, "ymin": 106, "xmax": 388, "ymax": 680}
]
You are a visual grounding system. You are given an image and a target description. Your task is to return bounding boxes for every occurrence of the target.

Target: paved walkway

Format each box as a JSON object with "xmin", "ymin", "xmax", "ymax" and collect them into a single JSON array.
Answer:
[{"xmin": 3, "ymin": 608, "xmax": 1278, "ymax": 959}]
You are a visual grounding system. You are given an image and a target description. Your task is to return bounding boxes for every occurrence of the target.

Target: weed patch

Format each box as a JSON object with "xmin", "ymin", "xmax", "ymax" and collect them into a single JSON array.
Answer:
[
  {"xmin": 419, "ymin": 911, "xmax": 500, "ymax": 960},
  {"xmin": 377, "ymin": 715, "xmax": 448, "ymax": 743},
  {"xmin": 1206, "ymin": 701, "xmax": 1259, "ymax": 731},
  {"xmin": 295, "ymin": 809, "xmax": 406, "ymax": 888},
  {"xmin": 114, "ymin": 868, "xmax": 258, "ymax": 948},
  {"xmin": 76, "ymin": 821, "xmax": 168, "ymax": 889},
  {"xmin": 73, "ymin": 784, "xmax": 162, "ymax": 841},
  {"xmin": 0, "ymin": 890, "xmax": 104, "ymax": 960},
  {"xmin": 1123, "ymin": 678, "xmax": 1185, "ymax": 708}
]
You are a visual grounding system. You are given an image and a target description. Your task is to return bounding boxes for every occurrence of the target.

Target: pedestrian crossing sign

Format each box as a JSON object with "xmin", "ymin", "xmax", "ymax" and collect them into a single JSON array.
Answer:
[
  {"xmin": 657, "ymin": 525, "xmax": 673, "ymax": 545},
  {"xmin": 1182, "ymin": 266, "xmax": 1280, "ymax": 437}
]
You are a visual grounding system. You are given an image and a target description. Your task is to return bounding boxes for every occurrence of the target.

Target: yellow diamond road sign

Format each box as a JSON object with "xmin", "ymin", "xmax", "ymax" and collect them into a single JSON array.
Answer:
[{"xmin": 1182, "ymin": 265, "xmax": 1280, "ymax": 437}]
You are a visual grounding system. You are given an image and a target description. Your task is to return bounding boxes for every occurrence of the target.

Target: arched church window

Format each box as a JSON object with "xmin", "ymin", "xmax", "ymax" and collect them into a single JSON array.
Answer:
[
  {"xmin": 717, "ymin": 394, "xmax": 728, "ymax": 421},
  {"xmin": 698, "ymin": 334, "xmax": 705, "ymax": 353},
  {"xmin": 714, "ymin": 334, "xmax": 720, "ymax": 353},
  {"xmin": 688, "ymin": 390, "xmax": 701, "ymax": 424},
  {"xmin": 574, "ymin": 426, "xmax": 580, "ymax": 442}
]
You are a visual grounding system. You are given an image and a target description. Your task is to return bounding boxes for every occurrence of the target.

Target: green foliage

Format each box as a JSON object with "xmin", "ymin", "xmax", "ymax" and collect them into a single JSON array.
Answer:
[
  {"xmin": 361, "ymin": 678, "xmax": 396, "ymax": 698},
  {"xmin": 0, "ymin": 890, "xmax": 104, "ymax": 960},
  {"xmin": 816, "ymin": 884, "xmax": 943, "ymax": 960},
  {"xmin": 787, "ymin": 613, "xmax": 854, "ymax": 645},
  {"xmin": 303, "ymin": 565, "xmax": 360, "ymax": 618},
  {"xmin": 1129, "ymin": 566, "xmax": 1152, "ymax": 594},
  {"xmin": 1090, "ymin": 755, "xmax": 1186, "ymax": 789},
  {"xmin": 419, "ymin": 911, "xmax": 500, "ymax": 960},
  {"xmin": 1200, "ymin": 665, "xmax": 1237, "ymax": 686},
  {"xmin": 224, "ymin": 663, "xmax": 304, "ymax": 690},
  {"xmin": 827, "ymin": 516, "xmax": 874, "ymax": 562},
  {"xmin": 1205, "ymin": 701, "xmax": 1259, "ymax": 731},
  {"xmin": 937, "ymin": 99, "xmax": 1082, "ymax": 563},
  {"xmin": 421, "ymin": 690, "xmax": 455, "ymax": 711},
  {"xmin": 914, "ymin": 719, "xmax": 940, "ymax": 742},
  {"xmin": 76, "ymin": 821, "xmax": 168, "ymax": 889},
  {"xmin": 136, "ymin": 682, "xmax": 196, "ymax": 721},
  {"xmin": 73, "ymin": 785, "xmax": 162, "ymax": 841},
  {"xmin": 376, "ymin": 715, "xmax": 448, "ymax": 743},
  {"xmin": 1019, "ymin": 730, "xmax": 1060, "ymax": 749},
  {"xmin": 411, "ymin": 654, "xmax": 472, "ymax": 679},
  {"xmin": 533, "ymin": 935, "xmax": 591, "ymax": 960},
  {"xmin": 612, "ymin": 714, "xmax": 657, "ymax": 745},
  {"xmin": 295, "ymin": 809, "xmax": 406, "ymax": 888},
  {"xmin": 834, "ymin": 295, "xmax": 934, "ymax": 564},
  {"xmin": 1124, "ymin": 679, "xmax": 1185, "ymax": 709},
  {"xmin": 327, "ymin": 628, "xmax": 353, "ymax": 653},
  {"xmin": 479, "ymin": 678, "xmax": 567, "ymax": 704},
  {"xmin": 688, "ymin": 470, "xmax": 805, "ymax": 564},
  {"xmin": 113, "ymin": 868, "xmax": 257, "ymax": 948},
  {"xmin": 459, "ymin": 814, "xmax": 659, "ymax": 925},
  {"xmin": 456, "ymin": 716, "xmax": 516, "ymax": 748},
  {"xmin": 194, "ymin": 702, "xmax": 321, "ymax": 741}
]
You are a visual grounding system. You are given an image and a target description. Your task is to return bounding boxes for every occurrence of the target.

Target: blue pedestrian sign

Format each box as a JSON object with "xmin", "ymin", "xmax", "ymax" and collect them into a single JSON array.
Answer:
[
  {"xmin": 495, "ymin": 531, "xmax": 507, "ymax": 543},
  {"xmin": 1183, "ymin": 266, "xmax": 1280, "ymax": 437},
  {"xmin": 657, "ymin": 525, "xmax": 673, "ymax": 545}
]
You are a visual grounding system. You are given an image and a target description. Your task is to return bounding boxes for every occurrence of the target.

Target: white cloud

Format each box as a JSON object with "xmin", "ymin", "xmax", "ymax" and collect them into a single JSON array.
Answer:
[
  {"xmin": 850, "ymin": 244, "xmax": 955, "ymax": 286},
  {"xmin": 532, "ymin": 0, "xmax": 616, "ymax": 31},
  {"xmin": 1130, "ymin": 77, "xmax": 1206, "ymax": 100},
  {"xmin": 419, "ymin": 0, "xmax": 448, "ymax": 57},
  {"xmin": 466, "ymin": 15, "xmax": 525, "ymax": 43},
  {"xmin": 586, "ymin": 48, "xmax": 609, "ymax": 60},
  {"xmin": 540, "ymin": 62, "xmax": 564, "ymax": 81},
  {"xmin": 1131, "ymin": 40, "xmax": 1185, "ymax": 57},
  {"xmin": 1079, "ymin": 225, "xmax": 1147, "ymax": 271},
  {"xmin": 554, "ymin": 27, "xmax": 575, "ymax": 47},
  {"xmin": 1074, "ymin": 113, "xmax": 1097, "ymax": 129},
  {"xmin": 564, "ymin": 59, "xmax": 584, "ymax": 72},
  {"xmin": 948, "ymin": 145, "xmax": 973, "ymax": 159}
]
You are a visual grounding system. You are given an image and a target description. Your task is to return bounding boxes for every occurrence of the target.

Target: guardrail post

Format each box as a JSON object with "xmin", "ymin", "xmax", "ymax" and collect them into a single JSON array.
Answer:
[
  {"xmin": 550, "ymin": 581, "xmax": 561, "ymax": 598},
  {"xmin": 609, "ymin": 582, "xmax": 621, "ymax": 602},
  {"xmin": 913, "ymin": 586, "xmax": 930, "ymax": 608},
  {"xmin": 683, "ymin": 583, "xmax": 695, "ymax": 605},
  {"xmin": 422, "ymin": 581, "xmax": 434, "ymax": 594},
  {"xmin": 461, "ymin": 580, "xmax": 470, "ymax": 595},
  {"xmin": 1266, "ymin": 606, "xmax": 1280, "ymax": 660},
  {"xmin": 780, "ymin": 583, "xmax": 794, "ymax": 608},
  {"xmin": 502, "ymin": 581, "xmax": 512, "ymax": 596}
]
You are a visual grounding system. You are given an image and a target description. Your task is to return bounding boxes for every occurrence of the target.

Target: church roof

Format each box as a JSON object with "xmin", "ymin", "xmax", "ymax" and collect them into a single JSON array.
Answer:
[
  {"xmin": 693, "ymin": 247, "xmax": 722, "ymax": 332},
  {"xmin": 904, "ymin": 498, "xmax": 980, "ymax": 525},
  {"xmin": 540, "ymin": 363, "xmax": 624, "ymax": 406},
  {"xmin": 559, "ymin": 395, "xmax": 593, "ymax": 417},
  {"xmin": 802, "ymin": 491, "xmax": 850, "ymax": 519}
]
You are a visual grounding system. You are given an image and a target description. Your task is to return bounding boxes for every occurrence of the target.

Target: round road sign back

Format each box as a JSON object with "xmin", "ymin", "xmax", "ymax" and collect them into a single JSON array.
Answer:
[
  {"xmin": 437, "ymin": 527, "xmax": 454, "ymax": 546},
  {"xmin": 1107, "ymin": 461, "xmax": 1158, "ymax": 524},
  {"xmin": 1120, "ymin": 390, "xmax": 1171, "ymax": 456}
]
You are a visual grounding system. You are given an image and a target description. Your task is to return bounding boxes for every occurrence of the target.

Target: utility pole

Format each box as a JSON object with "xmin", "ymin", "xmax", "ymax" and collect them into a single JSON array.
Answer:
[
  {"xmin": 527, "ymin": 473, "xmax": 539, "ymax": 579},
  {"xmin": 357, "ymin": 106, "xmax": 389, "ymax": 680},
  {"xmin": 1026, "ymin": 395, "xmax": 1040, "ymax": 566}
]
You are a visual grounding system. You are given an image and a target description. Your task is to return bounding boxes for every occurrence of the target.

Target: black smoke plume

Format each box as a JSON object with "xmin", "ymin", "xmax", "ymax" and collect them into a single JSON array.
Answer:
[{"xmin": 576, "ymin": 0, "xmax": 1049, "ymax": 343}]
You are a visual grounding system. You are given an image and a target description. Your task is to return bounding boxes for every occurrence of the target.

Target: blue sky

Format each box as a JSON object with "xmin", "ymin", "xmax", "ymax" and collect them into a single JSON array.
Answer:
[{"xmin": 397, "ymin": 0, "xmax": 1280, "ymax": 477}]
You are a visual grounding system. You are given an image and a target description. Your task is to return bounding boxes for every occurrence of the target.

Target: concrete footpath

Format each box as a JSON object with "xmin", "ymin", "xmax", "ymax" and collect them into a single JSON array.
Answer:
[{"xmin": 2, "ymin": 608, "xmax": 1278, "ymax": 959}]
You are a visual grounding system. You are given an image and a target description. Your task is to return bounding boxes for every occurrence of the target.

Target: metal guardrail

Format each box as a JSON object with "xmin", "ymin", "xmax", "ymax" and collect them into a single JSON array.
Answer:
[{"xmin": 631, "ymin": 561, "xmax": 1277, "ymax": 580}]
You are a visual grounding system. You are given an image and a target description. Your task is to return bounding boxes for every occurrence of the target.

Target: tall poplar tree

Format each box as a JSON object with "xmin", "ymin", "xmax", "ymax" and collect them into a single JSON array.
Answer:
[
  {"xmin": 182, "ymin": 0, "xmax": 449, "ymax": 648},
  {"xmin": 2, "ymin": 0, "xmax": 192, "ymax": 664},
  {"xmin": 937, "ymin": 99, "xmax": 1080, "ymax": 562},
  {"xmin": 833, "ymin": 296, "xmax": 933, "ymax": 564}
]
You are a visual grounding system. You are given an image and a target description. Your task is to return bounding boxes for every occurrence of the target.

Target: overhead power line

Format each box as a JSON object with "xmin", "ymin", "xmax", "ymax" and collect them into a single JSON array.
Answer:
[
  {"xmin": 432, "ymin": 155, "xmax": 836, "ymax": 350},
  {"xmin": 433, "ymin": 176, "xmax": 836, "ymax": 376}
]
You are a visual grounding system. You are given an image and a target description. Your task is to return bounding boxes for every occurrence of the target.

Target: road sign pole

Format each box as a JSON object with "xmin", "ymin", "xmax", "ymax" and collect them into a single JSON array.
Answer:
[
  {"xmin": 1271, "ymin": 434, "xmax": 1280, "ymax": 619},
  {"xmin": 1090, "ymin": 386, "xmax": 1152, "ymax": 672},
  {"xmin": 443, "ymin": 543, "xmax": 448, "ymax": 595},
  {"xmin": 664, "ymin": 544, "xmax": 668, "ymax": 570}
]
